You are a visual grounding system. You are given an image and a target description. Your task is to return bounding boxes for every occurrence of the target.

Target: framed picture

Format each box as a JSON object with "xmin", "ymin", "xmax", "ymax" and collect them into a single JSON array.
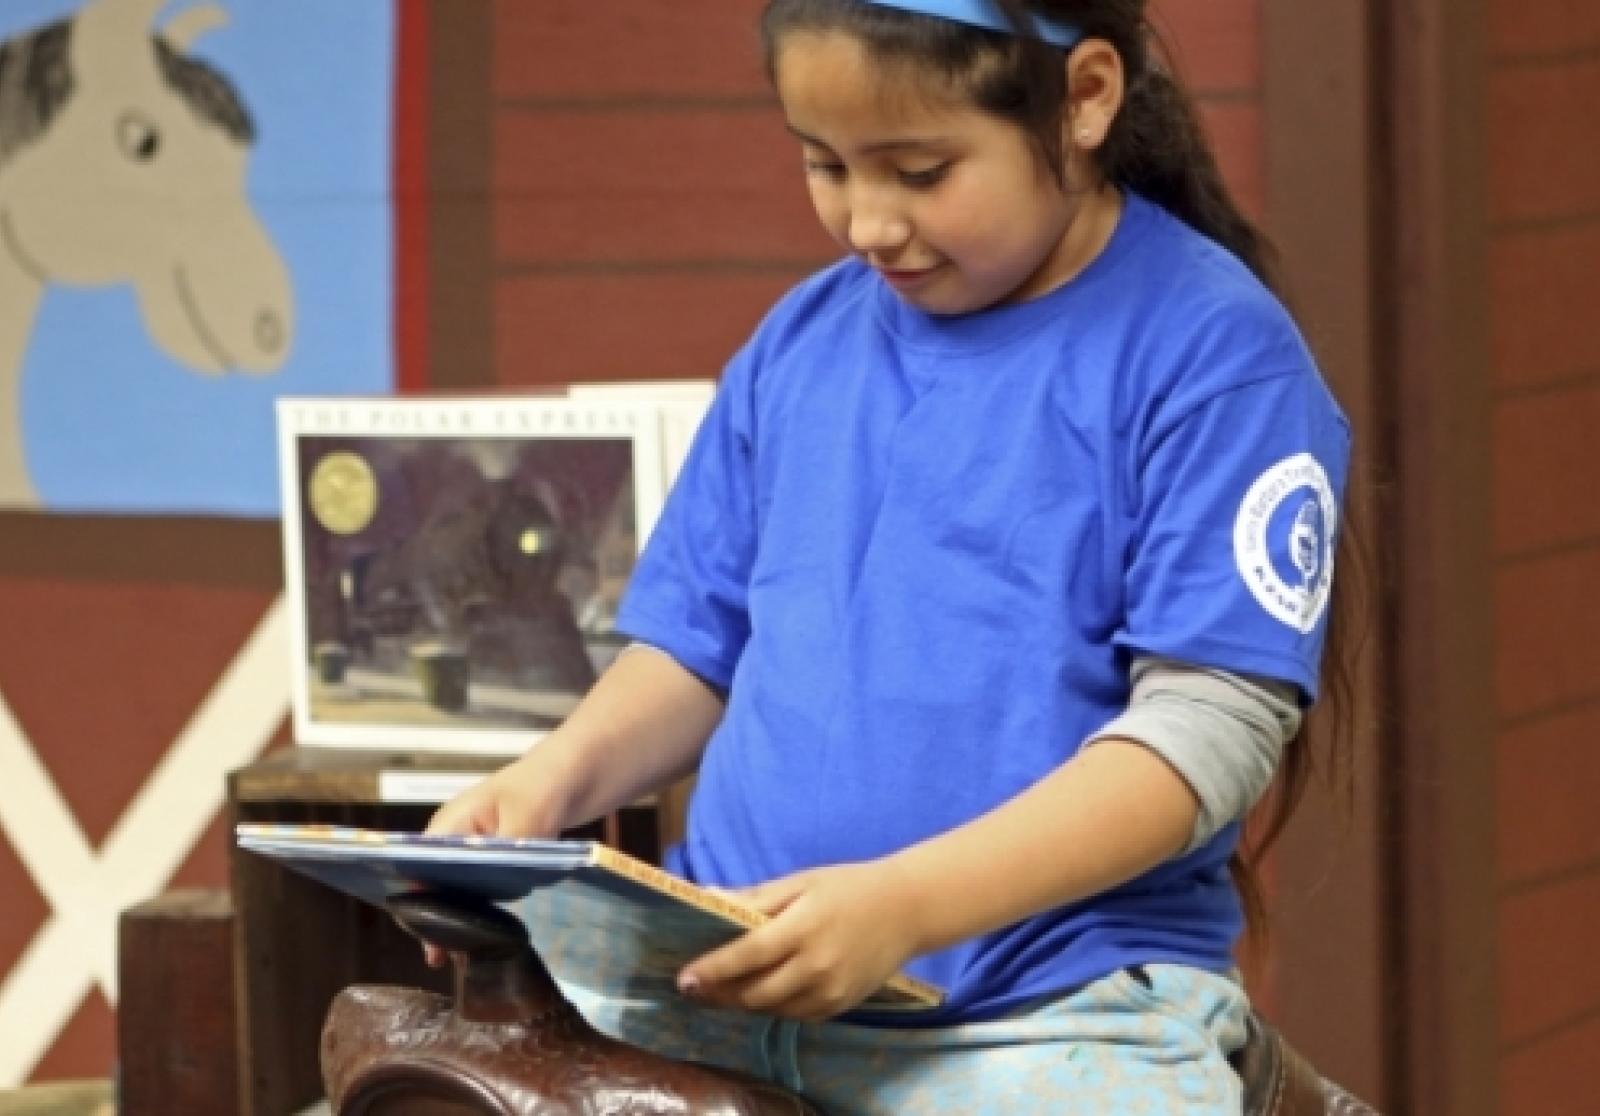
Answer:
[{"xmin": 277, "ymin": 394, "xmax": 683, "ymax": 755}]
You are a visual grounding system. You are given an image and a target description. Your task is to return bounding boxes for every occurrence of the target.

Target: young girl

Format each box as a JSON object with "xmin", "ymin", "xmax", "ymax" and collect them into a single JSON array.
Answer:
[{"xmin": 429, "ymin": 1, "xmax": 1352, "ymax": 1111}]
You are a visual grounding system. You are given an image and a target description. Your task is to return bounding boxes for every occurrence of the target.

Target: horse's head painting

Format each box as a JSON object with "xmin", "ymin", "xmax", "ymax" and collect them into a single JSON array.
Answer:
[{"xmin": 0, "ymin": 0, "xmax": 294, "ymax": 505}]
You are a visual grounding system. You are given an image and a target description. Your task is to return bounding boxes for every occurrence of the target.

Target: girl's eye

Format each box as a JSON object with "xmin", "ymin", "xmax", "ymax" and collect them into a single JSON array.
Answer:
[
  {"xmin": 899, "ymin": 163, "xmax": 949, "ymax": 189},
  {"xmin": 804, "ymin": 159, "xmax": 846, "ymax": 181}
]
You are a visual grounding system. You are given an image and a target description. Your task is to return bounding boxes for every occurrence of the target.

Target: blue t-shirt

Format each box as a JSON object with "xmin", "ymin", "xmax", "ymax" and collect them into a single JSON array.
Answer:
[{"xmin": 617, "ymin": 193, "xmax": 1351, "ymax": 1024}]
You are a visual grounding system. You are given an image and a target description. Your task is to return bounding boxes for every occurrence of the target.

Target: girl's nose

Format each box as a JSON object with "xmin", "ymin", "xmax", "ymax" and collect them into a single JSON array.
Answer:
[{"xmin": 848, "ymin": 201, "xmax": 911, "ymax": 254}]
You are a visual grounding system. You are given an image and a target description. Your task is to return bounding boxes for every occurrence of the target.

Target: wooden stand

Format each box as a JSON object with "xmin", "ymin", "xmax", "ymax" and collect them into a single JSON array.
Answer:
[
  {"xmin": 227, "ymin": 748, "xmax": 661, "ymax": 1116},
  {"xmin": 118, "ymin": 890, "xmax": 239, "ymax": 1116}
]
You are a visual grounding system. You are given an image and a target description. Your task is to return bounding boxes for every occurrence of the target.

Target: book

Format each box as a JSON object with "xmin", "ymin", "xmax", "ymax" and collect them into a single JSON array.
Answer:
[
  {"xmin": 275, "ymin": 388, "xmax": 716, "ymax": 757},
  {"xmin": 235, "ymin": 823, "xmax": 944, "ymax": 1015}
]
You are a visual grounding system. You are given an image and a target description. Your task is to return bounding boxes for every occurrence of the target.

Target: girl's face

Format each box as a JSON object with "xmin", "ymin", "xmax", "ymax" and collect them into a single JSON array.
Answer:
[{"xmin": 775, "ymin": 30, "xmax": 1106, "ymax": 316}]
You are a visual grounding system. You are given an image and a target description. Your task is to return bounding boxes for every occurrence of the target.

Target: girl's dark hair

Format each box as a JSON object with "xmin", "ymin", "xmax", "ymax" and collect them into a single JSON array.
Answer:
[{"xmin": 761, "ymin": 0, "xmax": 1361, "ymax": 947}]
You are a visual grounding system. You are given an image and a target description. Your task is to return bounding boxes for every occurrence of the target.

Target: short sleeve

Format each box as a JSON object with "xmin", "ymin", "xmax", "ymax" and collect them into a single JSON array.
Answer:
[
  {"xmin": 613, "ymin": 345, "xmax": 760, "ymax": 689},
  {"xmin": 1116, "ymin": 368, "xmax": 1351, "ymax": 700}
]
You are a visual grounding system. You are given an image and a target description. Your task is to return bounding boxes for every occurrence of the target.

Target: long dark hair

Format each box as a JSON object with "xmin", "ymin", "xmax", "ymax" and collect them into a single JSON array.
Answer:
[{"xmin": 760, "ymin": 0, "xmax": 1360, "ymax": 945}]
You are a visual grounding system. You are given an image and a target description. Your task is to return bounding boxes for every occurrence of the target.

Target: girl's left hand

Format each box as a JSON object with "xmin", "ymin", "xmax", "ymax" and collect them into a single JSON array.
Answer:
[{"xmin": 676, "ymin": 859, "xmax": 926, "ymax": 1021}]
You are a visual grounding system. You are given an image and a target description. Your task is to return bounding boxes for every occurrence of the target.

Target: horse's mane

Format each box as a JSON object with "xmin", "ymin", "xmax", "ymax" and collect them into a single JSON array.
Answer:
[
  {"xmin": 0, "ymin": 21, "xmax": 74, "ymax": 169},
  {"xmin": 153, "ymin": 34, "xmax": 254, "ymax": 145},
  {"xmin": 0, "ymin": 14, "xmax": 254, "ymax": 174}
]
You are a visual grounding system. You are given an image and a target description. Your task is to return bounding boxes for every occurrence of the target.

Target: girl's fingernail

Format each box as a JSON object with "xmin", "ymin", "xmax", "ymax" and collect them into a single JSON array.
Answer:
[{"xmin": 678, "ymin": 973, "xmax": 701, "ymax": 997}]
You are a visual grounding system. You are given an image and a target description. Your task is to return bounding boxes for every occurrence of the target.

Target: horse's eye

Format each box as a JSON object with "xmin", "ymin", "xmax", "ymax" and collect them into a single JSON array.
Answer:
[{"xmin": 116, "ymin": 112, "xmax": 161, "ymax": 161}]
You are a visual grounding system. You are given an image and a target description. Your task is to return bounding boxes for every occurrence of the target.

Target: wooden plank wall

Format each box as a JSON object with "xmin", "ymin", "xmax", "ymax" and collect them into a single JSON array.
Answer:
[
  {"xmin": 1486, "ymin": 1, "xmax": 1600, "ymax": 1111},
  {"xmin": 1260, "ymin": 4, "xmax": 1387, "ymax": 1101},
  {"xmin": 486, "ymin": 0, "xmax": 821, "ymax": 390},
  {"xmin": 478, "ymin": 0, "xmax": 1266, "ymax": 390}
]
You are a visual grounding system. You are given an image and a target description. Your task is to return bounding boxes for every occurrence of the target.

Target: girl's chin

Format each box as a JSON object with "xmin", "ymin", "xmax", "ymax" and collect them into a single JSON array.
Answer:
[{"xmin": 890, "ymin": 283, "xmax": 997, "ymax": 318}]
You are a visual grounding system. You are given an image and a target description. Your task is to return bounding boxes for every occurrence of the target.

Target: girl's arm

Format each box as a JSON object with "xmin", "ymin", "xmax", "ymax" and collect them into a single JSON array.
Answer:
[
  {"xmin": 887, "ymin": 736, "xmax": 1199, "ymax": 952},
  {"xmin": 680, "ymin": 739, "xmax": 1200, "ymax": 1019},
  {"xmin": 426, "ymin": 645, "xmax": 724, "ymax": 840}
]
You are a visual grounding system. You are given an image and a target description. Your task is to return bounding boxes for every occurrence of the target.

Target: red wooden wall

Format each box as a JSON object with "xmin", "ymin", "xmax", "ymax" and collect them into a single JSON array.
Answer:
[
  {"xmin": 480, "ymin": 0, "xmax": 1265, "ymax": 390},
  {"xmin": 1487, "ymin": 1, "xmax": 1600, "ymax": 1110},
  {"xmin": 0, "ymin": 565, "xmax": 284, "ymax": 1082}
]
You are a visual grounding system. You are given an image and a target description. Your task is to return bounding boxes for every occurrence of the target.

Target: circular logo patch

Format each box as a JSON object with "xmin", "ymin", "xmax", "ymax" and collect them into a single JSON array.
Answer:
[{"xmin": 1232, "ymin": 453, "xmax": 1337, "ymax": 634}]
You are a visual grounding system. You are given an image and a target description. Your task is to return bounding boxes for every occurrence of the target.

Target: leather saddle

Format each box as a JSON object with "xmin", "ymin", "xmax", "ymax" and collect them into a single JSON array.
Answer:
[{"xmin": 320, "ymin": 893, "xmax": 1379, "ymax": 1115}]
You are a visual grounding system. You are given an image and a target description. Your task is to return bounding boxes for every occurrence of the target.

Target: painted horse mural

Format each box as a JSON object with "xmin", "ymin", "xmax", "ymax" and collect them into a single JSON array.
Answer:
[{"xmin": 0, "ymin": 0, "xmax": 294, "ymax": 506}]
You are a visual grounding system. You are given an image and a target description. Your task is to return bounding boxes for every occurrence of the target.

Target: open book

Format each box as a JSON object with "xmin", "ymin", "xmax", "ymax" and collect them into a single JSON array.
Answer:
[{"xmin": 235, "ymin": 823, "xmax": 944, "ymax": 1015}]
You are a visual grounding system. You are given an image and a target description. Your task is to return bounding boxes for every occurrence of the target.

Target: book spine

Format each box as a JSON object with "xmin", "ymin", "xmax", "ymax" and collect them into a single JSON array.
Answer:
[{"xmin": 587, "ymin": 845, "xmax": 766, "ymax": 931}]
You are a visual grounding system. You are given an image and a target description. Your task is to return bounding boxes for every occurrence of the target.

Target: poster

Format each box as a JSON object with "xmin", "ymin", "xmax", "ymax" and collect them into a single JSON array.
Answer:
[{"xmin": 0, "ymin": 0, "xmax": 395, "ymax": 515}]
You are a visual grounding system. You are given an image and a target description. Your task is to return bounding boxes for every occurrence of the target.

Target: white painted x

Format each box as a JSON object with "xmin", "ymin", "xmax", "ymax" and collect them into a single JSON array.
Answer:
[{"xmin": 0, "ymin": 596, "xmax": 290, "ymax": 1086}]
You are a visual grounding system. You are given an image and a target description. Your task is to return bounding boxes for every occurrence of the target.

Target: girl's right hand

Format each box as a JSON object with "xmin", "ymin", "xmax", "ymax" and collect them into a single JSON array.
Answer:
[
  {"xmin": 418, "ymin": 753, "xmax": 572, "ymax": 967},
  {"xmin": 415, "ymin": 645, "xmax": 724, "ymax": 966},
  {"xmin": 425, "ymin": 752, "xmax": 569, "ymax": 842}
]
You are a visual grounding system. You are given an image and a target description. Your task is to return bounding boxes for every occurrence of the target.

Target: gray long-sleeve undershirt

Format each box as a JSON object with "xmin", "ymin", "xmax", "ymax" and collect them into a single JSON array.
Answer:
[{"xmin": 1088, "ymin": 656, "xmax": 1302, "ymax": 853}]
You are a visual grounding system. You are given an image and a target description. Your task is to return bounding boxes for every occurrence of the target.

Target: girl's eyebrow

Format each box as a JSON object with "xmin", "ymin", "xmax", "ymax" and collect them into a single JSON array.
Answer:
[{"xmin": 785, "ymin": 123, "xmax": 949, "ymax": 154}]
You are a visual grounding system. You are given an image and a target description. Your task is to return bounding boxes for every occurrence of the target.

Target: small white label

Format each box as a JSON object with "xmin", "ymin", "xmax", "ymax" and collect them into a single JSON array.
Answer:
[{"xmin": 378, "ymin": 771, "xmax": 487, "ymax": 804}]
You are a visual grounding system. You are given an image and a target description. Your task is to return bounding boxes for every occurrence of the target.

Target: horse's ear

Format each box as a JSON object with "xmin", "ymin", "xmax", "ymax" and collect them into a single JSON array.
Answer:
[{"xmin": 160, "ymin": 4, "xmax": 230, "ymax": 51}]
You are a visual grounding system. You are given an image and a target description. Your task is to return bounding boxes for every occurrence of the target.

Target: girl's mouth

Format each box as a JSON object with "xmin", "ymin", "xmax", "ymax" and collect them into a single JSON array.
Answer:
[{"xmin": 878, "ymin": 263, "xmax": 941, "ymax": 290}]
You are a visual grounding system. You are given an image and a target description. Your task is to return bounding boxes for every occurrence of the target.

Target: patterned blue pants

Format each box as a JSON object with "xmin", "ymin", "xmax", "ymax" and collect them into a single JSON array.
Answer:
[{"xmin": 521, "ymin": 887, "xmax": 1249, "ymax": 1115}]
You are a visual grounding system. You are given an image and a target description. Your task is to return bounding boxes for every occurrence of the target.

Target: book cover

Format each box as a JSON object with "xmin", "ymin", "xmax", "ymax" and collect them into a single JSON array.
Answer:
[
  {"xmin": 276, "ymin": 395, "xmax": 664, "ymax": 755},
  {"xmin": 235, "ymin": 823, "xmax": 943, "ymax": 1015}
]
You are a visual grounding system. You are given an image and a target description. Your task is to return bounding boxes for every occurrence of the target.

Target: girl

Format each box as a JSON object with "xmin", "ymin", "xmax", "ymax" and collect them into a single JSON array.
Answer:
[{"xmin": 429, "ymin": 1, "xmax": 1353, "ymax": 1111}]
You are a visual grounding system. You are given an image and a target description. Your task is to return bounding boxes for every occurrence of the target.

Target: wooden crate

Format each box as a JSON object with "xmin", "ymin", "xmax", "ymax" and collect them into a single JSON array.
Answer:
[{"xmin": 118, "ymin": 889, "xmax": 239, "ymax": 1115}]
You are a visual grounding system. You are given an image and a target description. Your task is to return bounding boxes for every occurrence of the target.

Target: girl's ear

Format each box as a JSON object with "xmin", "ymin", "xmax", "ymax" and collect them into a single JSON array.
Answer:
[{"xmin": 1062, "ymin": 38, "xmax": 1125, "ymax": 152}]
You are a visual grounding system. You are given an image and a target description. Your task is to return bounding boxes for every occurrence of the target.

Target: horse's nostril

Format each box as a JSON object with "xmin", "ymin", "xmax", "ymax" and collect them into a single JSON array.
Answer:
[{"xmin": 255, "ymin": 309, "xmax": 284, "ymax": 353}]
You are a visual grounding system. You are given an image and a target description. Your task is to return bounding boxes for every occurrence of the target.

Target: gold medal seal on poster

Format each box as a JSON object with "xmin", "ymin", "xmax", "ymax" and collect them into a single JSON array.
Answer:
[{"xmin": 308, "ymin": 451, "xmax": 379, "ymax": 535}]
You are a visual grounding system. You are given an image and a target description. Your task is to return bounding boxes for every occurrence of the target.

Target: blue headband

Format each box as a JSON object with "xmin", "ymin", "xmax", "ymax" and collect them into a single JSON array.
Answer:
[{"xmin": 863, "ymin": 0, "xmax": 1084, "ymax": 49}]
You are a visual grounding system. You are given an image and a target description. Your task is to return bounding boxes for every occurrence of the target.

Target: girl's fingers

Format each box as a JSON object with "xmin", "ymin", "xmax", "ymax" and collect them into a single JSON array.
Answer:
[
  {"xmin": 680, "ymin": 918, "xmax": 798, "ymax": 995},
  {"xmin": 424, "ymin": 796, "xmax": 480, "ymax": 836},
  {"xmin": 684, "ymin": 950, "xmax": 853, "ymax": 1020},
  {"xmin": 736, "ymin": 872, "xmax": 811, "ymax": 915},
  {"xmin": 699, "ymin": 956, "xmax": 809, "ymax": 1014}
]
